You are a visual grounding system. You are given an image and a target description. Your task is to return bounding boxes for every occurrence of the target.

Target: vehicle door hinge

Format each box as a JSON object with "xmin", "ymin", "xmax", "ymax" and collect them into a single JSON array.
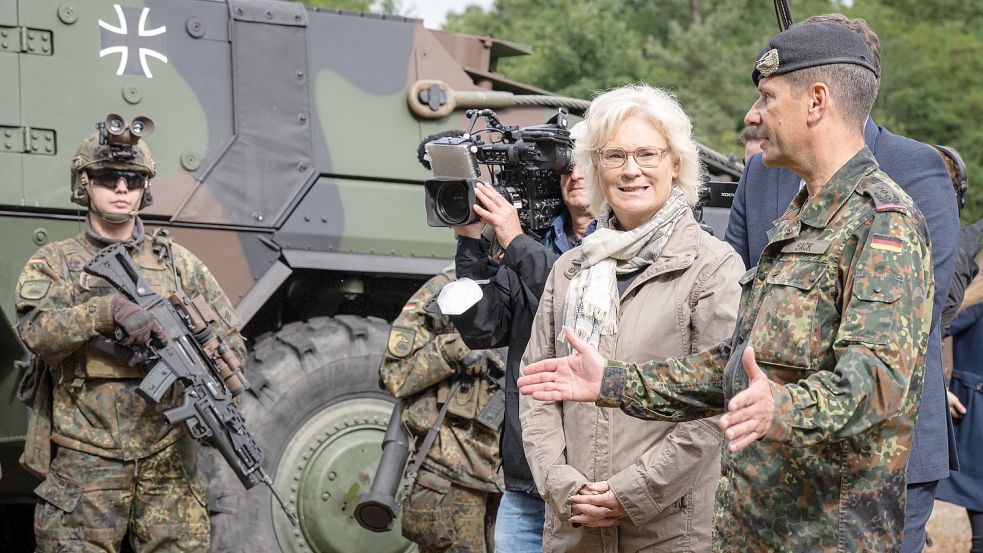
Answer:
[
  {"xmin": 0, "ymin": 126, "xmax": 57, "ymax": 155},
  {"xmin": 0, "ymin": 26, "xmax": 53, "ymax": 55}
]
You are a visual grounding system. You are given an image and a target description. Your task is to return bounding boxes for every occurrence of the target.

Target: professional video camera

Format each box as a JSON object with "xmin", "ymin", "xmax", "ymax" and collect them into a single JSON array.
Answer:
[
  {"xmin": 422, "ymin": 108, "xmax": 573, "ymax": 232},
  {"xmin": 693, "ymin": 180, "xmax": 738, "ymax": 237}
]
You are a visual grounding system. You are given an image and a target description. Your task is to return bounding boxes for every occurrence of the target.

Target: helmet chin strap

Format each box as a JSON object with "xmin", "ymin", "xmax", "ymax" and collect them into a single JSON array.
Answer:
[{"xmin": 85, "ymin": 184, "xmax": 142, "ymax": 225}]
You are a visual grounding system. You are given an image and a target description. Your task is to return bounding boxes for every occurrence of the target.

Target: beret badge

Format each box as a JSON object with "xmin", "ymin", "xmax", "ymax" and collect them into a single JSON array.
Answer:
[{"xmin": 756, "ymin": 48, "xmax": 780, "ymax": 78}]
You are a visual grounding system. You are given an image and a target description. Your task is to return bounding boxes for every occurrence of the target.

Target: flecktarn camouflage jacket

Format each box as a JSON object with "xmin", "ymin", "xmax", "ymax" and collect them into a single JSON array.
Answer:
[
  {"xmin": 380, "ymin": 270, "xmax": 504, "ymax": 493},
  {"xmin": 15, "ymin": 219, "xmax": 245, "ymax": 462},
  {"xmin": 598, "ymin": 149, "xmax": 934, "ymax": 552}
]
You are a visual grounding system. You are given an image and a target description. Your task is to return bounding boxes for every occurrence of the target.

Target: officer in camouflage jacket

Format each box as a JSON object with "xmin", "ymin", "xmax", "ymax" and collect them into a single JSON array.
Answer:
[
  {"xmin": 15, "ymin": 117, "xmax": 245, "ymax": 552},
  {"xmin": 380, "ymin": 269, "xmax": 504, "ymax": 553},
  {"xmin": 518, "ymin": 24, "xmax": 935, "ymax": 552}
]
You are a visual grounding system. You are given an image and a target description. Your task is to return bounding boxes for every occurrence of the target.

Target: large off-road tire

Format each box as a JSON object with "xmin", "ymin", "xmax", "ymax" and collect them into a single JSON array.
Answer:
[{"xmin": 203, "ymin": 315, "xmax": 414, "ymax": 553}]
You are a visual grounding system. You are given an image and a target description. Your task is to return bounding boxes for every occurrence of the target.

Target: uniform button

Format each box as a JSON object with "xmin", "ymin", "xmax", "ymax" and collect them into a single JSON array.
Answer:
[
  {"xmin": 810, "ymin": 274, "xmax": 818, "ymax": 282},
  {"xmin": 874, "ymin": 286, "xmax": 883, "ymax": 293}
]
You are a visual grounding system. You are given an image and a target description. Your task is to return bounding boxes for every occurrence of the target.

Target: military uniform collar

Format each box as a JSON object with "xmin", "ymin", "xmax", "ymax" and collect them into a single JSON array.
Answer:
[
  {"xmin": 85, "ymin": 217, "xmax": 146, "ymax": 250},
  {"xmin": 795, "ymin": 147, "xmax": 878, "ymax": 229}
]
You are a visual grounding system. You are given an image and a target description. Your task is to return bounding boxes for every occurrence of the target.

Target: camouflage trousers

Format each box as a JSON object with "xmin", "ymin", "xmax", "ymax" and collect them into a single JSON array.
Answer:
[
  {"xmin": 33, "ymin": 442, "xmax": 209, "ymax": 552},
  {"xmin": 402, "ymin": 470, "xmax": 501, "ymax": 553}
]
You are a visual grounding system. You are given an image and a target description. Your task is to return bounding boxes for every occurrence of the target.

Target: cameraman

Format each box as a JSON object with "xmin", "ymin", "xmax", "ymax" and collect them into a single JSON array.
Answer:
[{"xmin": 449, "ymin": 150, "xmax": 592, "ymax": 552}]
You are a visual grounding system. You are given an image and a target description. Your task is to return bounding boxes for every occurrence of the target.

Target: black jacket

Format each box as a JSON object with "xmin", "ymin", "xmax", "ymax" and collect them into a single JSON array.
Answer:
[{"xmin": 449, "ymin": 234, "xmax": 558, "ymax": 494}]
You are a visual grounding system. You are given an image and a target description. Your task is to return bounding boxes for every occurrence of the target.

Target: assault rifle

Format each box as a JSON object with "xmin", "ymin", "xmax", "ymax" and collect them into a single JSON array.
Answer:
[{"xmin": 83, "ymin": 242, "xmax": 298, "ymax": 525}]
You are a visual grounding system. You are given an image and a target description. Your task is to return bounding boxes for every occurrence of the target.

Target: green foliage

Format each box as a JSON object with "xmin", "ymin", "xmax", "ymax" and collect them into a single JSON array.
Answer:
[
  {"xmin": 849, "ymin": 1, "xmax": 983, "ymax": 223},
  {"xmin": 445, "ymin": 0, "xmax": 983, "ymax": 223},
  {"xmin": 297, "ymin": 0, "xmax": 407, "ymax": 16},
  {"xmin": 299, "ymin": 0, "xmax": 373, "ymax": 11}
]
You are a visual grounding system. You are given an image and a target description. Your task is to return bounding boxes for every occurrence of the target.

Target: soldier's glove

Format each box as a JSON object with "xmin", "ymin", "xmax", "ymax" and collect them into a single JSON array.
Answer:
[
  {"xmin": 111, "ymin": 295, "xmax": 167, "ymax": 347},
  {"xmin": 436, "ymin": 334, "xmax": 481, "ymax": 375}
]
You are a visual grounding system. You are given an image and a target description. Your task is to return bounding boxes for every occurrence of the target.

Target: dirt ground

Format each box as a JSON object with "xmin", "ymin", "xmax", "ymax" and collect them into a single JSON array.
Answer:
[{"xmin": 926, "ymin": 500, "xmax": 972, "ymax": 552}]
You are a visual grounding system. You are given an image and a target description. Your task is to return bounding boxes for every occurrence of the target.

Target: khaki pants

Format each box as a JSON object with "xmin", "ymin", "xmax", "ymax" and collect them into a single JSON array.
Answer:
[
  {"xmin": 402, "ymin": 470, "xmax": 501, "ymax": 553},
  {"xmin": 33, "ymin": 443, "xmax": 209, "ymax": 552}
]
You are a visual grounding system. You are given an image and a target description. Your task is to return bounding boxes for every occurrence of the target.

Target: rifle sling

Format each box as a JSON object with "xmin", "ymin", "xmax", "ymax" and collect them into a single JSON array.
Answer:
[{"xmin": 407, "ymin": 380, "xmax": 462, "ymax": 483}]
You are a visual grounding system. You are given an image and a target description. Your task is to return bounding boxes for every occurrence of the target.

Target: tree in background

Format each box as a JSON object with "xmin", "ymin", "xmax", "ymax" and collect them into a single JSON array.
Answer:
[
  {"xmin": 848, "ymin": 0, "xmax": 983, "ymax": 222},
  {"xmin": 301, "ymin": 0, "xmax": 983, "ymax": 223},
  {"xmin": 445, "ymin": 0, "xmax": 983, "ymax": 223},
  {"xmin": 299, "ymin": 0, "xmax": 405, "ymax": 15}
]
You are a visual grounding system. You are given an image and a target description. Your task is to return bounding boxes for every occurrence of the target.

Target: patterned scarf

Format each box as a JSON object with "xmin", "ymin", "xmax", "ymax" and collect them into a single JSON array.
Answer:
[{"xmin": 560, "ymin": 186, "xmax": 689, "ymax": 353}]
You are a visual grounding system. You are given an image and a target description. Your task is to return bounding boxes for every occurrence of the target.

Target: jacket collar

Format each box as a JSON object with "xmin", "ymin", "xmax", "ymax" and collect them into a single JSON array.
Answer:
[
  {"xmin": 624, "ymin": 210, "xmax": 701, "ymax": 290},
  {"xmin": 863, "ymin": 116, "xmax": 878, "ymax": 151},
  {"xmin": 85, "ymin": 216, "xmax": 146, "ymax": 250},
  {"xmin": 792, "ymin": 147, "xmax": 878, "ymax": 230},
  {"xmin": 566, "ymin": 210, "xmax": 701, "ymax": 291},
  {"xmin": 543, "ymin": 209, "xmax": 596, "ymax": 254}
]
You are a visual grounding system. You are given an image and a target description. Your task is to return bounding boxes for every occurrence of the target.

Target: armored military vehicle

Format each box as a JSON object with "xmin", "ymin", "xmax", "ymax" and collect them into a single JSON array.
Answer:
[{"xmin": 0, "ymin": 1, "xmax": 741, "ymax": 551}]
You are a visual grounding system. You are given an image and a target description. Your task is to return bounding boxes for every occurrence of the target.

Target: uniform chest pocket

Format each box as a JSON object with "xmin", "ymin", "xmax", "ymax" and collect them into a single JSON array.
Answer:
[
  {"xmin": 842, "ymin": 273, "xmax": 903, "ymax": 345},
  {"xmin": 750, "ymin": 260, "xmax": 826, "ymax": 372}
]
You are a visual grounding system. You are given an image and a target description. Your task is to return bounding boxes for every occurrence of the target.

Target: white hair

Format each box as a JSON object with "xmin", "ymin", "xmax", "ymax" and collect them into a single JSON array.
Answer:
[{"xmin": 575, "ymin": 84, "xmax": 705, "ymax": 215}]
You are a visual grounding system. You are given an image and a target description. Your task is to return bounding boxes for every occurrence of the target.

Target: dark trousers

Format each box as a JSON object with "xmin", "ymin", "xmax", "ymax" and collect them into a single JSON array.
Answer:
[{"xmin": 900, "ymin": 480, "xmax": 939, "ymax": 553}]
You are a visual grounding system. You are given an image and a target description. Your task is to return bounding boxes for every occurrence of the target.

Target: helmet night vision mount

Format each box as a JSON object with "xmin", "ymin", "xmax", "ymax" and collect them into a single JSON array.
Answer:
[
  {"xmin": 99, "ymin": 113, "xmax": 156, "ymax": 161},
  {"xmin": 71, "ymin": 114, "xmax": 158, "ymax": 218}
]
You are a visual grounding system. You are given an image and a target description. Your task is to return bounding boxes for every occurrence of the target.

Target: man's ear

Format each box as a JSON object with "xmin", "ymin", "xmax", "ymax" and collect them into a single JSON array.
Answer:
[{"xmin": 807, "ymin": 82, "xmax": 831, "ymax": 124}]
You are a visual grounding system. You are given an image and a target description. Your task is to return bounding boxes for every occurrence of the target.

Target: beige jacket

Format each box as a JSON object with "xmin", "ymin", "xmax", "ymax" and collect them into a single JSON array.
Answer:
[{"xmin": 520, "ymin": 212, "xmax": 744, "ymax": 553}]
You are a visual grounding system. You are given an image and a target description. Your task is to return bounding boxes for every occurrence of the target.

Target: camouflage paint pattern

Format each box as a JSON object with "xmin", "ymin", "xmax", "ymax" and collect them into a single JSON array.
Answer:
[
  {"xmin": 380, "ymin": 270, "xmax": 503, "ymax": 551},
  {"xmin": 400, "ymin": 470, "xmax": 497, "ymax": 553},
  {"xmin": 16, "ymin": 218, "xmax": 245, "ymax": 461},
  {"xmin": 597, "ymin": 149, "xmax": 934, "ymax": 551},
  {"xmin": 34, "ymin": 439, "xmax": 208, "ymax": 552}
]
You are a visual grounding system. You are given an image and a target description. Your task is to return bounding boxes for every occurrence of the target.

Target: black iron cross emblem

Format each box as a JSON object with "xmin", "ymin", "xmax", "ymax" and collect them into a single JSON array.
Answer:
[{"xmin": 98, "ymin": 4, "xmax": 168, "ymax": 79}]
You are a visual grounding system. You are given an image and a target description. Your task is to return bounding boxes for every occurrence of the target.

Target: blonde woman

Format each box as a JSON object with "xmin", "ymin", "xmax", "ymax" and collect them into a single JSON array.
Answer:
[{"xmin": 520, "ymin": 84, "xmax": 744, "ymax": 552}]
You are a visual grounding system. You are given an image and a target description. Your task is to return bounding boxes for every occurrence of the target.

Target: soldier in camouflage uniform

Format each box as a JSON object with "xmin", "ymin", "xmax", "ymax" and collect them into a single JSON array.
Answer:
[
  {"xmin": 518, "ymin": 23, "xmax": 935, "ymax": 551},
  {"xmin": 380, "ymin": 269, "xmax": 505, "ymax": 552},
  {"xmin": 15, "ymin": 116, "xmax": 245, "ymax": 552}
]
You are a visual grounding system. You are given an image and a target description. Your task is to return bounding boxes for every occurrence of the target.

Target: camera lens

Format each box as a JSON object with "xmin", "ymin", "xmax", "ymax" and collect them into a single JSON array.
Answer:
[{"xmin": 435, "ymin": 181, "xmax": 472, "ymax": 224}]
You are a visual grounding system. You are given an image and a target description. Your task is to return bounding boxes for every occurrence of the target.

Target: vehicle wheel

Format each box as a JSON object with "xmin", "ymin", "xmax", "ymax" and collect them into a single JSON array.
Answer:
[{"xmin": 203, "ymin": 315, "xmax": 415, "ymax": 553}]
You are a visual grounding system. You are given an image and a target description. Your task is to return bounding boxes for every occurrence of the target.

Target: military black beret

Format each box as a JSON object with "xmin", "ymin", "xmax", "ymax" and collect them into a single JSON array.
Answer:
[{"xmin": 752, "ymin": 22, "xmax": 879, "ymax": 85}]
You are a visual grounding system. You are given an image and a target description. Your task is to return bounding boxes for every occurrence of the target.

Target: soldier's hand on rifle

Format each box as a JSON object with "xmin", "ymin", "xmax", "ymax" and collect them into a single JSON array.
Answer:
[
  {"xmin": 111, "ymin": 295, "xmax": 167, "ymax": 347},
  {"xmin": 719, "ymin": 347, "xmax": 773, "ymax": 452},
  {"xmin": 518, "ymin": 327, "xmax": 604, "ymax": 402},
  {"xmin": 472, "ymin": 182, "xmax": 523, "ymax": 250}
]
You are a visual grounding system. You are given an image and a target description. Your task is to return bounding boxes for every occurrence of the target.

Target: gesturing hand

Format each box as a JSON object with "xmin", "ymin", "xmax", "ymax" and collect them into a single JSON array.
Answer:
[
  {"xmin": 570, "ymin": 481, "xmax": 627, "ymax": 527},
  {"xmin": 718, "ymin": 346, "xmax": 773, "ymax": 452},
  {"xmin": 472, "ymin": 182, "xmax": 523, "ymax": 250},
  {"xmin": 517, "ymin": 328, "xmax": 604, "ymax": 402}
]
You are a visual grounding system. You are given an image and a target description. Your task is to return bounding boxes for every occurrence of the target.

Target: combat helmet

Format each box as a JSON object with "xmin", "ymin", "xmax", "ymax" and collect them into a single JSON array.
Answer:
[{"xmin": 70, "ymin": 114, "xmax": 157, "ymax": 221}]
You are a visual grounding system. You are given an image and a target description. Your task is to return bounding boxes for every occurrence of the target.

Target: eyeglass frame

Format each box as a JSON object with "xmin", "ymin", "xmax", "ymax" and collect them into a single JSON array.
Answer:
[{"xmin": 591, "ymin": 145, "xmax": 673, "ymax": 169}]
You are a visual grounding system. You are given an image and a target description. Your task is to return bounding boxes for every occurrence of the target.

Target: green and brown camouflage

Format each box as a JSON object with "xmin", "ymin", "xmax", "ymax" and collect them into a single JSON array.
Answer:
[
  {"xmin": 16, "ymin": 217, "xmax": 245, "ymax": 463},
  {"xmin": 597, "ymin": 149, "xmax": 934, "ymax": 551},
  {"xmin": 0, "ymin": 1, "xmax": 742, "ymax": 550},
  {"xmin": 381, "ymin": 270, "xmax": 502, "ymax": 553},
  {"xmin": 380, "ymin": 269, "xmax": 504, "ymax": 494},
  {"xmin": 34, "ymin": 439, "xmax": 209, "ymax": 552},
  {"xmin": 400, "ymin": 470, "xmax": 496, "ymax": 553}
]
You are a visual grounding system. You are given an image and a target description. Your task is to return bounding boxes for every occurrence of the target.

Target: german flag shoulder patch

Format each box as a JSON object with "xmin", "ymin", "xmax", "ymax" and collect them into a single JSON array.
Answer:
[{"xmin": 870, "ymin": 234, "xmax": 903, "ymax": 253}]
